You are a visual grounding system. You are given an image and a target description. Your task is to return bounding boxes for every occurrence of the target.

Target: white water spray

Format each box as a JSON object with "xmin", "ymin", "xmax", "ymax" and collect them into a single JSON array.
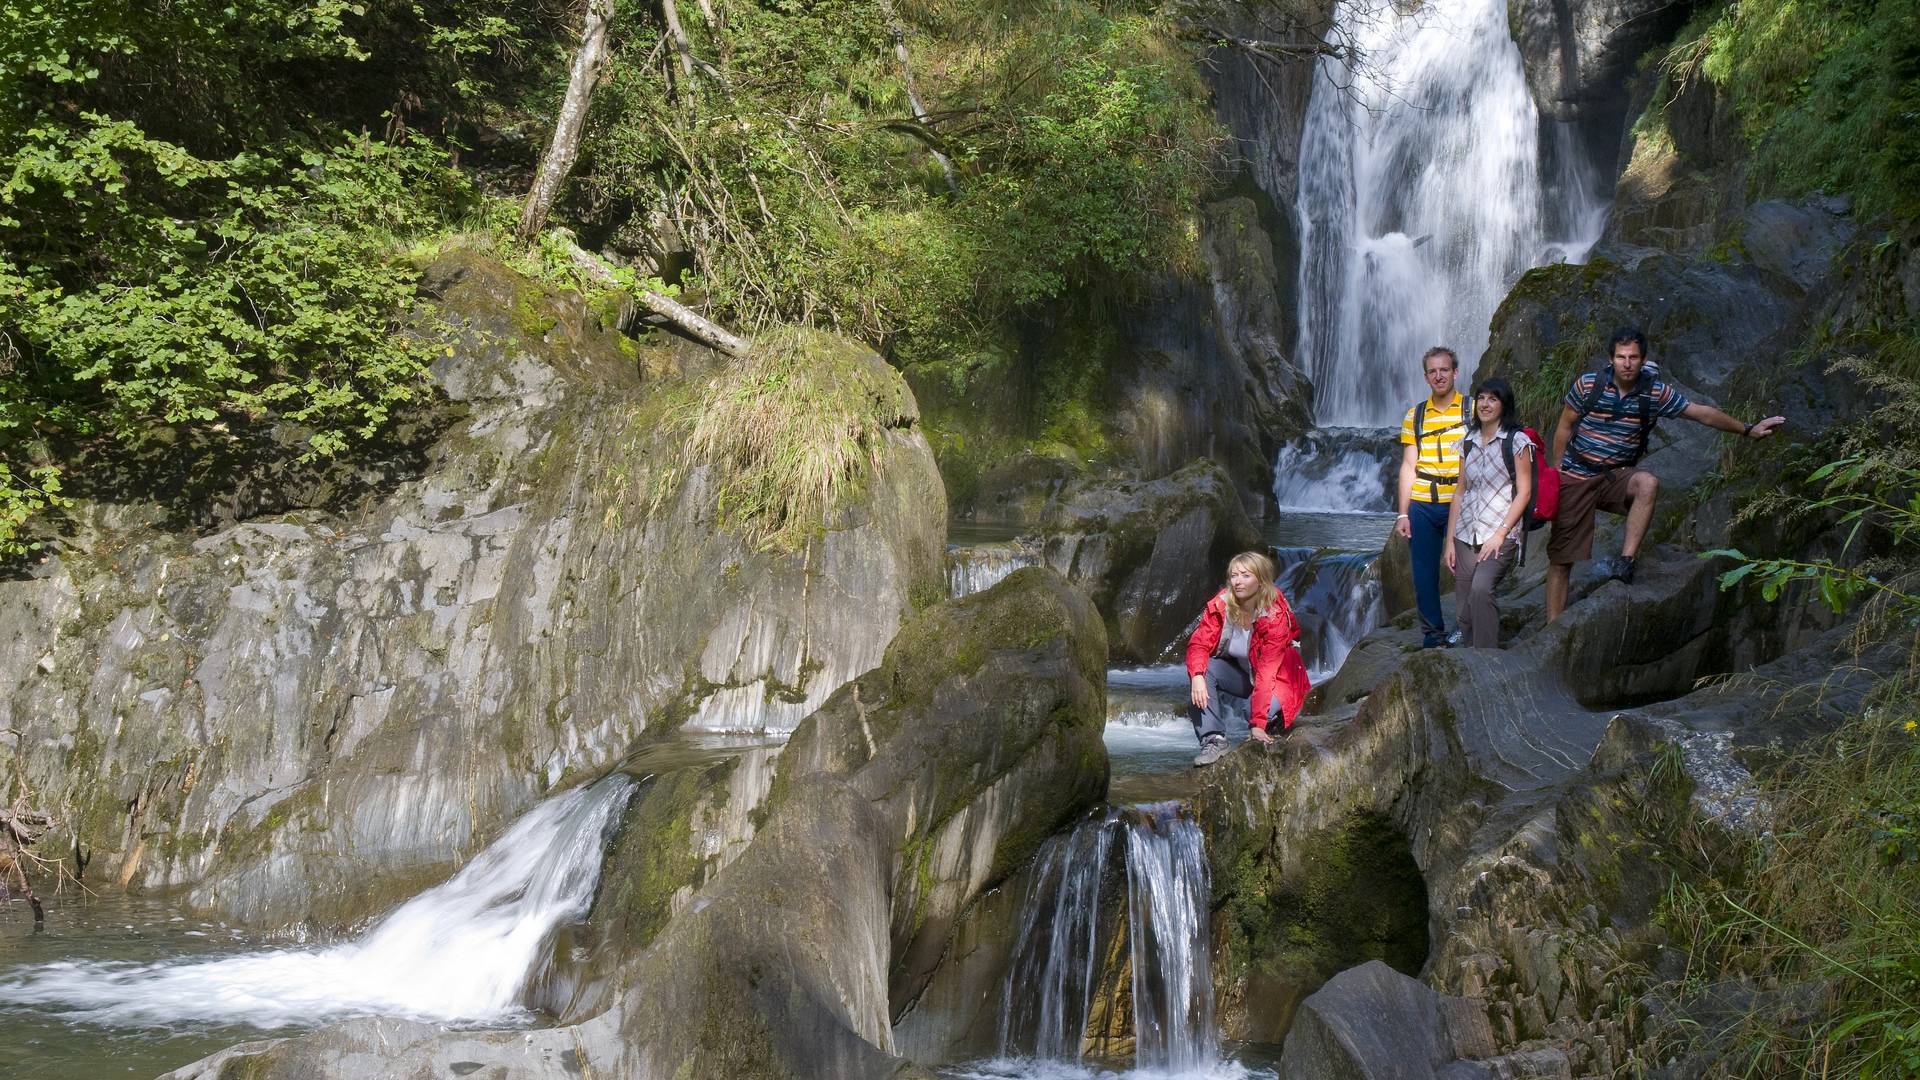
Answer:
[
  {"xmin": 0, "ymin": 775, "xmax": 633, "ymax": 1030},
  {"xmin": 1295, "ymin": 0, "xmax": 1606, "ymax": 426}
]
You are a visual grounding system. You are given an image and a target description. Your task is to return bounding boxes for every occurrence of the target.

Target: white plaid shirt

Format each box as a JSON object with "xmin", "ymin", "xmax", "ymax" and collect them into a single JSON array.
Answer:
[{"xmin": 1452, "ymin": 429, "xmax": 1536, "ymax": 546}]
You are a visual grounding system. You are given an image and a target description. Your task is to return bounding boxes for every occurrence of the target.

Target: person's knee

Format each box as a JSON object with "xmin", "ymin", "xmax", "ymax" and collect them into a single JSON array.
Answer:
[{"xmin": 1630, "ymin": 472, "xmax": 1660, "ymax": 500}]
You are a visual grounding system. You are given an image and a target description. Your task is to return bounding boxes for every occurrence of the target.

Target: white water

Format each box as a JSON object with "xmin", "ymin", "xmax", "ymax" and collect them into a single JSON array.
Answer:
[
  {"xmin": 950, "ymin": 540, "xmax": 1042, "ymax": 598},
  {"xmin": 1126, "ymin": 805, "xmax": 1217, "ymax": 1072},
  {"xmin": 1295, "ymin": 0, "xmax": 1606, "ymax": 426},
  {"xmin": 990, "ymin": 805, "xmax": 1237, "ymax": 1079},
  {"xmin": 1271, "ymin": 440, "xmax": 1391, "ymax": 514},
  {"xmin": 1273, "ymin": 548, "xmax": 1385, "ymax": 681},
  {"xmin": 0, "ymin": 775, "xmax": 634, "ymax": 1030}
]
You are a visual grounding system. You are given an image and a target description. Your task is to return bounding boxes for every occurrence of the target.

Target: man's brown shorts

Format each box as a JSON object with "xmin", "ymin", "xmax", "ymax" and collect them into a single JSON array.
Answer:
[{"xmin": 1548, "ymin": 468, "xmax": 1643, "ymax": 565}]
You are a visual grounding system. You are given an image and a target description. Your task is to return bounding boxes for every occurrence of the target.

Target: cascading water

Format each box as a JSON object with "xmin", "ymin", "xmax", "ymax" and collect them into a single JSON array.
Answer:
[
  {"xmin": 950, "ymin": 540, "xmax": 1041, "ymax": 598},
  {"xmin": 998, "ymin": 813, "xmax": 1120, "ymax": 1061},
  {"xmin": 988, "ymin": 804, "xmax": 1228, "ymax": 1077},
  {"xmin": 1125, "ymin": 804, "xmax": 1217, "ymax": 1072},
  {"xmin": 1294, "ymin": 0, "xmax": 1607, "ymax": 427},
  {"xmin": 1274, "ymin": 547, "xmax": 1386, "ymax": 681},
  {"xmin": 0, "ymin": 774, "xmax": 634, "ymax": 1030}
]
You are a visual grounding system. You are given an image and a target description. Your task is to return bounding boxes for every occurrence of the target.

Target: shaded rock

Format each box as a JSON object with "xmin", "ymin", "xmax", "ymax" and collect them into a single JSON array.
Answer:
[
  {"xmin": 0, "ymin": 251, "xmax": 945, "ymax": 928},
  {"xmin": 1278, "ymin": 960, "xmax": 1495, "ymax": 1079},
  {"xmin": 1041, "ymin": 458, "xmax": 1263, "ymax": 663},
  {"xmin": 1742, "ymin": 199, "xmax": 1857, "ymax": 294},
  {"xmin": 1511, "ymin": 0, "xmax": 1698, "ymax": 128},
  {"xmin": 170, "ymin": 566, "xmax": 1110, "ymax": 1079}
]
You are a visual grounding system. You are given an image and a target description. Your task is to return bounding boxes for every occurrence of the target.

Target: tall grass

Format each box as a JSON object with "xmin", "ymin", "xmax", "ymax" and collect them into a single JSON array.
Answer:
[
  {"xmin": 1660, "ymin": 672, "xmax": 1920, "ymax": 1077},
  {"xmin": 659, "ymin": 328, "xmax": 917, "ymax": 552}
]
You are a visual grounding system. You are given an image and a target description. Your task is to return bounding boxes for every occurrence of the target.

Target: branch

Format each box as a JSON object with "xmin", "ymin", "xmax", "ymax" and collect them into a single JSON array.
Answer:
[
  {"xmin": 1176, "ymin": 21, "xmax": 1349, "ymax": 63},
  {"xmin": 554, "ymin": 232, "xmax": 751, "ymax": 358},
  {"xmin": 878, "ymin": 0, "xmax": 958, "ymax": 196}
]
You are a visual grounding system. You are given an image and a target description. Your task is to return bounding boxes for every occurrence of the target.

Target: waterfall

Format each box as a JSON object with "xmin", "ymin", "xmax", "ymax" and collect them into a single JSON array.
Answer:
[
  {"xmin": 0, "ymin": 775, "xmax": 634, "ymax": 1031},
  {"xmin": 994, "ymin": 805, "xmax": 1222, "ymax": 1074},
  {"xmin": 1271, "ymin": 438, "xmax": 1394, "ymax": 514},
  {"xmin": 949, "ymin": 540, "xmax": 1041, "ymax": 598},
  {"xmin": 1295, "ymin": 0, "xmax": 1606, "ymax": 426},
  {"xmin": 998, "ymin": 812, "xmax": 1120, "ymax": 1061},
  {"xmin": 1274, "ymin": 547, "xmax": 1386, "ymax": 680},
  {"xmin": 1125, "ymin": 804, "xmax": 1217, "ymax": 1072}
]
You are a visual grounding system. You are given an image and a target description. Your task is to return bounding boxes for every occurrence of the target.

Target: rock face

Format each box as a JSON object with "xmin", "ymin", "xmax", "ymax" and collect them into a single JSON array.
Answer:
[
  {"xmin": 0, "ymin": 251, "xmax": 946, "ymax": 928},
  {"xmin": 1511, "ymin": 0, "xmax": 1698, "ymax": 129},
  {"xmin": 1039, "ymin": 459, "xmax": 1265, "ymax": 663},
  {"xmin": 166, "ymin": 566, "xmax": 1111, "ymax": 1080}
]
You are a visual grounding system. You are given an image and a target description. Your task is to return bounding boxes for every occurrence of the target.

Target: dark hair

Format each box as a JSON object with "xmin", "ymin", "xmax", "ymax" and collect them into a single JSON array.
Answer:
[
  {"xmin": 1470, "ymin": 377, "xmax": 1520, "ymax": 433},
  {"xmin": 1608, "ymin": 327, "xmax": 1649, "ymax": 356},
  {"xmin": 1421, "ymin": 346, "xmax": 1458, "ymax": 371}
]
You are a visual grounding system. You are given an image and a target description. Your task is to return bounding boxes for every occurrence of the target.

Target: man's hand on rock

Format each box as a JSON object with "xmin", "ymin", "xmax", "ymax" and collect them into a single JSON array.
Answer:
[{"xmin": 1748, "ymin": 415, "xmax": 1787, "ymax": 439}]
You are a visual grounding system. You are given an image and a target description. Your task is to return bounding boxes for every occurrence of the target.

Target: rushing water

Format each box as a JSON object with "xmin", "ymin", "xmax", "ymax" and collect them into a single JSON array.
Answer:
[
  {"xmin": 0, "ymin": 774, "xmax": 633, "ymax": 1070},
  {"xmin": 976, "ymin": 806, "xmax": 1263, "ymax": 1080},
  {"xmin": 1295, "ymin": 0, "xmax": 1607, "ymax": 426}
]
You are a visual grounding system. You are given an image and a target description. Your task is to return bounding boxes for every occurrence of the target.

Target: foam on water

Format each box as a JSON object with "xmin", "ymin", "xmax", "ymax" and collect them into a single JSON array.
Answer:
[{"xmin": 0, "ymin": 775, "xmax": 634, "ymax": 1031}]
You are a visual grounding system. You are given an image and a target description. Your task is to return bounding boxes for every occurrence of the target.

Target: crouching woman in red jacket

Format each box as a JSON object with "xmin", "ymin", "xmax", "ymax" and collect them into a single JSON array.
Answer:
[{"xmin": 1185, "ymin": 550, "xmax": 1311, "ymax": 767}]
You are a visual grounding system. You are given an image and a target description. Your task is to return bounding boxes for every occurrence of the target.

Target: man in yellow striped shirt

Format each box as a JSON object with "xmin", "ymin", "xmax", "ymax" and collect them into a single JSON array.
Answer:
[{"xmin": 1395, "ymin": 346, "xmax": 1464, "ymax": 648}]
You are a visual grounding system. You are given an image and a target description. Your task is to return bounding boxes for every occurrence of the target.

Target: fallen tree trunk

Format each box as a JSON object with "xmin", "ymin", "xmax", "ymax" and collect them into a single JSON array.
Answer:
[{"xmin": 555, "ymin": 233, "xmax": 751, "ymax": 358}]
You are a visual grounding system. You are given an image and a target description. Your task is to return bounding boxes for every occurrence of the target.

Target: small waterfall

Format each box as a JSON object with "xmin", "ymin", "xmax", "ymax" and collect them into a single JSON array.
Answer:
[
  {"xmin": 949, "ymin": 540, "xmax": 1041, "ymax": 598},
  {"xmin": 998, "ymin": 813, "xmax": 1120, "ymax": 1060},
  {"xmin": 1274, "ymin": 547, "xmax": 1386, "ymax": 680},
  {"xmin": 995, "ymin": 805, "xmax": 1221, "ymax": 1074},
  {"xmin": 0, "ymin": 775, "xmax": 634, "ymax": 1030},
  {"xmin": 1295, "ymin": 0, "xmax": 1606, "ymax": 426},
  {"xmin": 1271, "ymin": 436, "xmax": 1394, "ymax": 514},
  {"xmin": 1125, "ymin": 804, "xmax": 1217, "ymax": 1072}
]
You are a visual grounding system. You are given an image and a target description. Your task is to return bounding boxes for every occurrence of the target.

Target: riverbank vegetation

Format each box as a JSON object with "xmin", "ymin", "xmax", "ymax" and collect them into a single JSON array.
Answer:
[{"xmin": 3, "ymin": 0, "xmax": 1334, "ymax": 553}]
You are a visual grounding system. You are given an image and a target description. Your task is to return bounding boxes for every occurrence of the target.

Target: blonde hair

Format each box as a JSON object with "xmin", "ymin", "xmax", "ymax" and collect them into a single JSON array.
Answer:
[{"xmin": 1224, "ymin": 551, "xmax": 1279, "ymax": 629}]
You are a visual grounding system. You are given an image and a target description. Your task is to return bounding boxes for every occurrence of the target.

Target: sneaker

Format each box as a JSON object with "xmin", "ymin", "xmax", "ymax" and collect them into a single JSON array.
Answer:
[
  {"xmin": 1193, "ymin": 734, "xmax": 1229, "ymax": 767},
  {"xmin": 1615, "ymin": 554, "xmax": 1637, "ymax": 584},
  {"xmin": 1444, "ymin": 629, "xmax": 1463, "ymax": 648}
]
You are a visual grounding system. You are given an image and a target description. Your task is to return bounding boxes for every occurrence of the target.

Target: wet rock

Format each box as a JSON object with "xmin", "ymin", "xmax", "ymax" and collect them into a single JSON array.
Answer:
[
  {"xmin": 169, "ymin": 566, "xmax": 1109, "ymax": 1079},
  {"xmin": 1040, "ymin": 458, "xmax": 1263, "ymax": 663},
  {"xmin": 0, "ymin": 251, "xmax": 946, "ymax": 928}
]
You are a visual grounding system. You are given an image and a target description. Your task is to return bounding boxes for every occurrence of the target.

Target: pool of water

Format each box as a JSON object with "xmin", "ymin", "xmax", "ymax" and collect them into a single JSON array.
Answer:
[{"xmin": 0, "ymin": 895, "xmax": 294, "ymax": 1079}]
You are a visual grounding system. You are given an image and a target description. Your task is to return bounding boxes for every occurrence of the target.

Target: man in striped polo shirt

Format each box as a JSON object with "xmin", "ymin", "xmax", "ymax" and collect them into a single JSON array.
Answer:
[
  {"xmin": 1546, "ymin": 327, "xmax": 1786, "ymax": 620},
  {"xmin": 1396, "ymin": 346, "xmax": 1465, "ymax": 648}
]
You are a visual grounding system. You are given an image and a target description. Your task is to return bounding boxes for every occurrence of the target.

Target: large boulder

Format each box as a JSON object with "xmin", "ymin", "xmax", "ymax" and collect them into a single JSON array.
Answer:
[
  {"xmin": 1040, "ymin": 458, "xmax": 1265, "ymax": 663},
  {"xmin": 169, "ymin": 565, "xmax": 1111, "ymax": 1079},
  {"xmin": 1278, "ymin": 961, "xmax": 1496, "ymax": 1080},
  {"xmin": 0, "ymin": 251, "xmax": 946, "ymax": 928}
]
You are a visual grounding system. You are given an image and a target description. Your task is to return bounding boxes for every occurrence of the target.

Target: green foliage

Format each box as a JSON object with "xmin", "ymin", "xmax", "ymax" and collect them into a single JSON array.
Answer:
[
  {"xmin": 0, "ymin": 0, "xmax": 556, "ymax": 552},
  {"xmin": 1659, "ymin": 695, "xmax": 1920, "ymax": 1077},
  {"xmin": 1684, "ymin": 0, "xmax": 1920, "ymax": 221},
  {"xmin": 576, "ymin": 1, "xmax": 1220, "ymax": 382}
]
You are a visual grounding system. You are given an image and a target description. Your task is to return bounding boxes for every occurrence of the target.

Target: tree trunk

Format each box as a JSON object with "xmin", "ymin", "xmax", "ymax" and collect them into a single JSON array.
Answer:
[
  {"xmin": 515, "ymin": 0, "xmax": 616, "ymax": 246},
  {"xmin": 662, "ymin": 0, "xmax": 697, "ymax": 80},
  {"xmin": 878, "ymin": 0, "xmax": 958, "ymax": 196},
  {"xmin": 556, "ymin": 233, "xmax": 751, "ymax": 358}
]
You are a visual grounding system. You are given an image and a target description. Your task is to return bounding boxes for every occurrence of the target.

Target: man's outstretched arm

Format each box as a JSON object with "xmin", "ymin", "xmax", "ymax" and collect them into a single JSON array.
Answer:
[{"xmin": 1681, "ymin": 402, "xmax": 1786, "ymax": 439}]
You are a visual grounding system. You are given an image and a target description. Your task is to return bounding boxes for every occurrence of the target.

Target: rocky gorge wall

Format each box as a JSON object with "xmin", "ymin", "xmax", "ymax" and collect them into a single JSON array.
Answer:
[{"xmin": 0, "ymin": 250, "xmax": 946, "ymax": 929}]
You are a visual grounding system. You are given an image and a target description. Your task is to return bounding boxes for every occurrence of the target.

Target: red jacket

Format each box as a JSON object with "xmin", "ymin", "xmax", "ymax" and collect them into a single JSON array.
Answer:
[{"xmin": 1184, "ymin": 588, "xmax": 1310, "ymax": 731}]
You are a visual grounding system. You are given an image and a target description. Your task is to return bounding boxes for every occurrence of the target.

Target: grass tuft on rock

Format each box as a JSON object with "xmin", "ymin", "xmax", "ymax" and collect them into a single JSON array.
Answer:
[{"xmin": 660, "ymin": 328, "xmax": 917, "ymax": 552}]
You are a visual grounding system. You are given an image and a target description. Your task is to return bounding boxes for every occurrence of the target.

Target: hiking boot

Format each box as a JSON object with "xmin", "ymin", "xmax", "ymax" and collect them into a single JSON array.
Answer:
[
  {"xmin": 1614, "ymin": 554, "xmax": 1637, "ymax": 584},
  {"xmin": 1192, "ymin": 734, "xmax": 1229, "ymax": 767}
]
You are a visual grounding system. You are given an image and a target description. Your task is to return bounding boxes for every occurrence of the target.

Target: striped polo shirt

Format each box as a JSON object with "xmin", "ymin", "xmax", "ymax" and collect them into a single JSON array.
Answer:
[
  {"xmin": 1400, "ymin": 392, "xmax": 1465, "ymax": 503},
  {"xmin": 1560, "ymin": 372, "xmax": 1691, "ymax": 478}
]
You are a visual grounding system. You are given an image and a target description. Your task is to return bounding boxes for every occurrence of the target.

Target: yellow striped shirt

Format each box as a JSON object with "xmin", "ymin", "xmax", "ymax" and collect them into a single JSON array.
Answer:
[{"xmin": 1400, "ymin": 392, "xmax": 1465, "ymax": 504}]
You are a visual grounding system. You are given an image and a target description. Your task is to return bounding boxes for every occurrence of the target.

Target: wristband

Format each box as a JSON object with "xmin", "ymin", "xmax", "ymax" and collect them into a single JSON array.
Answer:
[
  {"xmin": 1742, "ymin": 421, "xmax": 1755, "ymax": 437},
  {"xmin": 1396, "ymin": 513, "xmax": 1409, "ymax": 520}
]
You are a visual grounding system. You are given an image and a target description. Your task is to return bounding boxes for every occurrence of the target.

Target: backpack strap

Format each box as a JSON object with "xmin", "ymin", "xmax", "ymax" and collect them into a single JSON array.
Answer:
[
  {"xmin": 1576, "ymin": 368, "xmax": 1611, "ymax": 418},
  {"xmin": 1500, "ymin": 430, "xmax": 1516, "ymax": 496}
]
